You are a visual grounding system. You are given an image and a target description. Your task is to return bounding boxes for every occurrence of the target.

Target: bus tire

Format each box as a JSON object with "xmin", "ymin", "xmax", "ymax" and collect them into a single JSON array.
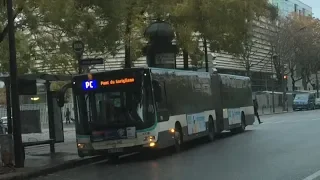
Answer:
[
  {"xmin": 207, "ymin": 116, "xmax": 215, "ymax": 142},
  {"xmin": 174, "ymin": 123, "xmax": 183, "ymax": 152},
  {"xmin": 78, "ymin": 152, "xmax": 85, "ymax": 158}
]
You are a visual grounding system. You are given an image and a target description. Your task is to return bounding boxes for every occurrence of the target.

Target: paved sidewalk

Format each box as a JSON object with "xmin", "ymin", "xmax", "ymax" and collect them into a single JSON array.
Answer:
[
  {"xmin": 0, "ymin": 141, "xmax": 104, "ymax": 180},
  {"xmin": 0, "ymin": 124, "xmax": 101, "ymax": 180},
  {"xmin": 22, "ymin": 127, "xmax": 76, "ymax": 143}
]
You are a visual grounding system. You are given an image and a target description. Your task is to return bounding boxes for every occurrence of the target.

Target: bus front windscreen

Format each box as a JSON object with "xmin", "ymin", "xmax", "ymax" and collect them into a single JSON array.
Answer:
[{"xmin": 75, "ymin": 76, "xmax": 155, "ymax": 132}]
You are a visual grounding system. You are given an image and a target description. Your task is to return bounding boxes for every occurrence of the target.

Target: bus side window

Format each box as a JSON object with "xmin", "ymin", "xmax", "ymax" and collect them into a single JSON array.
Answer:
[
  {"xmin": 152, "ymin": 80, "xmax": 167, "ymax": 108},
  {"xmin": 159, "ymin": 82, "xmax": 168, "ymax": 108},
  {"xmin": 153, "ymin": 80, "xmax": 169, "ymax": 122}
]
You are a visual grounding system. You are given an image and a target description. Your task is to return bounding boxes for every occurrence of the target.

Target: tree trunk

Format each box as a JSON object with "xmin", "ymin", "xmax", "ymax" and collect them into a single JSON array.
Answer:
[
  {"xmin": 290, "ymin": 68, "xmax": 295, "ymax": 91},
  {"xmin": 302, "ymin": 75, "xmax": 308, "ymax": 90},
  {"xmin": 291, "ymin": 80, "xmax": 295, "ymax": 91},
  {"xmin": 203, "ymin": 38, "xmax": 208, "ymax": 72},
  {"xmin": 316, "ymin": 72, "xmax": 319, "ymax": 98},
  {"xmin": 246, "ymin": 67, "xmax": 251, "ymax": 78},
  {"xmin": 124, "ymin": 43, "xmax": 131, "ymax": 68},
  {"xmin": 124, "ymin": 3, "xmax": 135, "ymax": 69},
  {"xmin": 183, "ymin": 49, "xmax": 188, "ymax": 70}
]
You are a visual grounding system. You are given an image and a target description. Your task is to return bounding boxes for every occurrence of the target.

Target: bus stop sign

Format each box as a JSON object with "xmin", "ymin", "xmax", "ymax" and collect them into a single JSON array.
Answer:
[{"xmin": 72, "ymin": 40, "xmax": 84, "ymax": 54}]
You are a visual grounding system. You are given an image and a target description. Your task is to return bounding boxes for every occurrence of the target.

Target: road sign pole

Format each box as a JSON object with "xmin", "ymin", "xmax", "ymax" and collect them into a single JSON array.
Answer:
[
  {"xmin": 72, "ymin": 40, "xmax": 85, "ymax": 74},
  {"xmin": 77, "ymin": 54, "xmax": 82, "ymax": 74},
  {"xmin": 6, "ymin": 0, "xmax": 24, "ymax": 168}
]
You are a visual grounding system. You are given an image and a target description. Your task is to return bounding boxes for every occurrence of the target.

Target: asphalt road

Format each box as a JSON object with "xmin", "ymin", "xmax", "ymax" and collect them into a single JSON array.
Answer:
[{"xmin": 34, "ymin": 110, "xmax": 320, "ymax": 180}]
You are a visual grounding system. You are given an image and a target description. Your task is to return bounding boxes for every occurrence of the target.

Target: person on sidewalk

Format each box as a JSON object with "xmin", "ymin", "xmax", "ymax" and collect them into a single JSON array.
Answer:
[
  {"xmin": 253, "ymin": 99, "xmax": 263, "ymax": 124},
  {"xmin": 65, "ymin": 108, "xmax": 71, "ymax": 124}
]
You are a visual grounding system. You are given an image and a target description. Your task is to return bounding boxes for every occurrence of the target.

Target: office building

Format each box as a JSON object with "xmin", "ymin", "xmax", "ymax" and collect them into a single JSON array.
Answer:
[{"xmin": 269, "ymin": 0, "xmax": 312, "ymax": 17}]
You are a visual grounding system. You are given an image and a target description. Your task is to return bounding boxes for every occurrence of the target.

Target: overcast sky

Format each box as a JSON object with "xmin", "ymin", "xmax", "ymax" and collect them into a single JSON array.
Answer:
[{"xmin": 302, "ymin": 0, "xmax": 320, "ymax": 18}]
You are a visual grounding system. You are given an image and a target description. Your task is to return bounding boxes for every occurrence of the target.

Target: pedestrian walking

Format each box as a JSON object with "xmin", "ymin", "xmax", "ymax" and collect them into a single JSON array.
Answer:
[
  {"xmin": 65, "ymin": 108, "xmax": 71, "ymax": 124},
  {"xmin": 253, "ymin": 99, "xmax": 262, "ymax": 124}
]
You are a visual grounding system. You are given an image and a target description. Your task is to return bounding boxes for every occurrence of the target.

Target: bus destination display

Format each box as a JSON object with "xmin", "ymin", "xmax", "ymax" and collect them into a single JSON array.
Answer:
[{"xmin": 82, "ymin": 78, "xmax": 135, "ymax": 90}]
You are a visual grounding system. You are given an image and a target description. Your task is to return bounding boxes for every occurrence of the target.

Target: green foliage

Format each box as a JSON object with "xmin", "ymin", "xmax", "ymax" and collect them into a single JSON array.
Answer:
[
  {"xmin": 0, "ymin": 0, "xmax": 273, "ymax": 74},
  {"xmin": 169, "ymin": 0, "xmax": 270, "ymax": 67}
]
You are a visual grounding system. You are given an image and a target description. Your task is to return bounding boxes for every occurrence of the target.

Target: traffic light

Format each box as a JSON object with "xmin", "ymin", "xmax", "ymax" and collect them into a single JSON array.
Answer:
[{"xmin": 283, "ymin": 75, "xmax": 288, "ymax": 79}]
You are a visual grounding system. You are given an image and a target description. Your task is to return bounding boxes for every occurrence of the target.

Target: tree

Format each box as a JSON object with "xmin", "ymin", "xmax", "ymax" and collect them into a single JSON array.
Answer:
[
  {"xmin": 169, "ymin": 0, "xmax": 271, "ymax": 69},
  {"xmin": 232, "ymin": 26, "xmax": 265, "ymax": 77},
  {"xmin": 0, "ymin": 0, "xmax": 276, "ymax": 75},
  {"xmin": 31, "ymin": 0, "xmax": 151, "ymax": 72},
  {"xmin": 231, "ymin": 4, "xmax": 279, "ymax": 78},
  {"xmin": 290, "ymin": 15, "xmax": 320, "ymax": 90},
  {"xmin": 269, "ymin": 13, "xmax": 320, "ymax": 91},
  {"xmin": 0, "ymin": 1, "xmax": 39, "ymax": 74},
  {"xmin": 269, "ymin": 16, "xmax": 297, "ymax": 90}
]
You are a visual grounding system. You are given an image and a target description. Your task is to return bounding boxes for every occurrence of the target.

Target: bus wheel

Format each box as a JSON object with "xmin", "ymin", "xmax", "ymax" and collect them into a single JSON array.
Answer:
[
  {"xmin": 174, "ymin": 127, "xmax": 183, "ymax": 152},
  {"xmin": 78, "ymin": 152, "xmax": 85, "ymax": 158},
  {"xmin": 207, "ymin": 116, "xmax": 215, "ymax": 142}
]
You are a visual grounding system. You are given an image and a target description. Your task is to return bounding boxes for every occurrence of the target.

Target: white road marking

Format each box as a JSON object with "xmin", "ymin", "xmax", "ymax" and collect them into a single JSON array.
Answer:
[{"xmin": 302, "ymin": 169, "xmax": 320, "ymax": 180}]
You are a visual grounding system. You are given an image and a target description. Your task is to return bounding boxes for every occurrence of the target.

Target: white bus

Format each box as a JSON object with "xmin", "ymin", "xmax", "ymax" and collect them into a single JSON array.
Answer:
[{"xmin": 64, "ymin": 68, "xmax": 255, "ymax": 160}]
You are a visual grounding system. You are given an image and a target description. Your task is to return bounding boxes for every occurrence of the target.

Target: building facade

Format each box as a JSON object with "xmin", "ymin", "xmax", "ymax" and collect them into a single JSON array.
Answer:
[{"xmin": 269, "ymin": 0, "xmax": 312, "ymax": 17}]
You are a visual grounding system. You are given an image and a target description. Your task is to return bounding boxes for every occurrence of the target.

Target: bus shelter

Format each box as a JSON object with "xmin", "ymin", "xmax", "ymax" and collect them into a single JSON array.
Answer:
[{"xmin": 0, "ymin": 74, "xmax": 72, "ymax": 159}]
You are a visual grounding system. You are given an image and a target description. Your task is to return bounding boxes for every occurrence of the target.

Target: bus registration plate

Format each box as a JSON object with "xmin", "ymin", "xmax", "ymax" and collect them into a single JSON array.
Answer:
[{"xmin": 108, "ymin": 148, "xmax": 123, "ymax": 153}]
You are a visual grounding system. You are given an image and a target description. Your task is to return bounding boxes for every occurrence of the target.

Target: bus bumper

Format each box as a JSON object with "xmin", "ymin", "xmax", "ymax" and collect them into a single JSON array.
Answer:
[{"xmin": 77, "ymin": 144, "xmax": 158, "ymax": 157}]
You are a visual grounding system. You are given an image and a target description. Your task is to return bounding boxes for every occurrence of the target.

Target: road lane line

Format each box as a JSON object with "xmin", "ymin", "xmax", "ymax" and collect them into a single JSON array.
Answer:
[{"xmin": 302, "ymin": 169, "xmax": 320, "ymax": 180}]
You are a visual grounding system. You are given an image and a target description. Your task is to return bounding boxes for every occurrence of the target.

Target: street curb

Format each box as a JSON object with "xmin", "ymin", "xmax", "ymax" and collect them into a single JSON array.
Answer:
[{"xmin": 1, "ymin": 156, "xmax": 107, "ymax": 180}]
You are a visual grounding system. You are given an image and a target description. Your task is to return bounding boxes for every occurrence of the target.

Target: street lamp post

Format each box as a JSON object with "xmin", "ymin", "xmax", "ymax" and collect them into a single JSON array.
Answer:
[
  {"xmin": 203, "ymin": 38, "xmax": 209, "ymax": 72},
  {"xmin": 6, "ymin": 0, "xmax": 24, "ymax": 167},
  {"xmin": 272, "ymin": 54, "xmax": 277, "ymax": 113}
]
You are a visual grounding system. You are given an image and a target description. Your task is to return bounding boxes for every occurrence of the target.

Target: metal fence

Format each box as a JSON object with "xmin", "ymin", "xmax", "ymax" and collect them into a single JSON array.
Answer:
[{"xmin": 253, "ymin": 91, "xmax": 294, "ymax": 115}]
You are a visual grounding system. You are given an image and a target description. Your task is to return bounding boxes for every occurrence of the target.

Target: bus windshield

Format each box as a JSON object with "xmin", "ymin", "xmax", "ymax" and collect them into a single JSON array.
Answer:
[{"xmin": 75, "ymin": 76, "xmax": 156, "ymax": 131}]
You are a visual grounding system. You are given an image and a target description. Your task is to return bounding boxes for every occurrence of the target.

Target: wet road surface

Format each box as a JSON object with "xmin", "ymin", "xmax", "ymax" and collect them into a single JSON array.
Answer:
[{"xmin": 34, "ymin": 110, "xmax": 320, "ymax": 180}]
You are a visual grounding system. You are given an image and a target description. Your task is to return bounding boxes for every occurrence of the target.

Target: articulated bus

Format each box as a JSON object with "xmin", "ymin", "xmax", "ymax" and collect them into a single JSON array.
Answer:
[{"xmin": 71, "ymin": 68, "xmax": 255, "ymax": 159}]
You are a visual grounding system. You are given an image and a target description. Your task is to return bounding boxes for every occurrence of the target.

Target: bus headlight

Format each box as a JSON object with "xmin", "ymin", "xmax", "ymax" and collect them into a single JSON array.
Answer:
[
  {"xmin": 77, "ymin": 143, "xmax": 92, "ymax": 149},
  {"xmin": 144, "ymin": 136, "xmax": 155, "ymax": 142},
  {"xmin": 77, "ymin": 143, "xmax": 85, "ymax": 149},
  {"xmin": 149, "ymin": 142, "xmax": 156, "ymax": 147}
]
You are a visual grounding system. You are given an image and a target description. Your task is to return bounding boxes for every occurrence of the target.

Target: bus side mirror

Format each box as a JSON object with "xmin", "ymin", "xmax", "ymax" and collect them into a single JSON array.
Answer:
[{"xmin": 152, "ymin": 80, "xmax": 162, "ymax": 103}]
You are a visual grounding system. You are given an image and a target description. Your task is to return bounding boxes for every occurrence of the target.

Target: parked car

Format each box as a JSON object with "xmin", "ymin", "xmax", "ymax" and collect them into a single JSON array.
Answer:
[{"xmin": 293, "ymin": 93, "xmax": 316, "ymax": 111}]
